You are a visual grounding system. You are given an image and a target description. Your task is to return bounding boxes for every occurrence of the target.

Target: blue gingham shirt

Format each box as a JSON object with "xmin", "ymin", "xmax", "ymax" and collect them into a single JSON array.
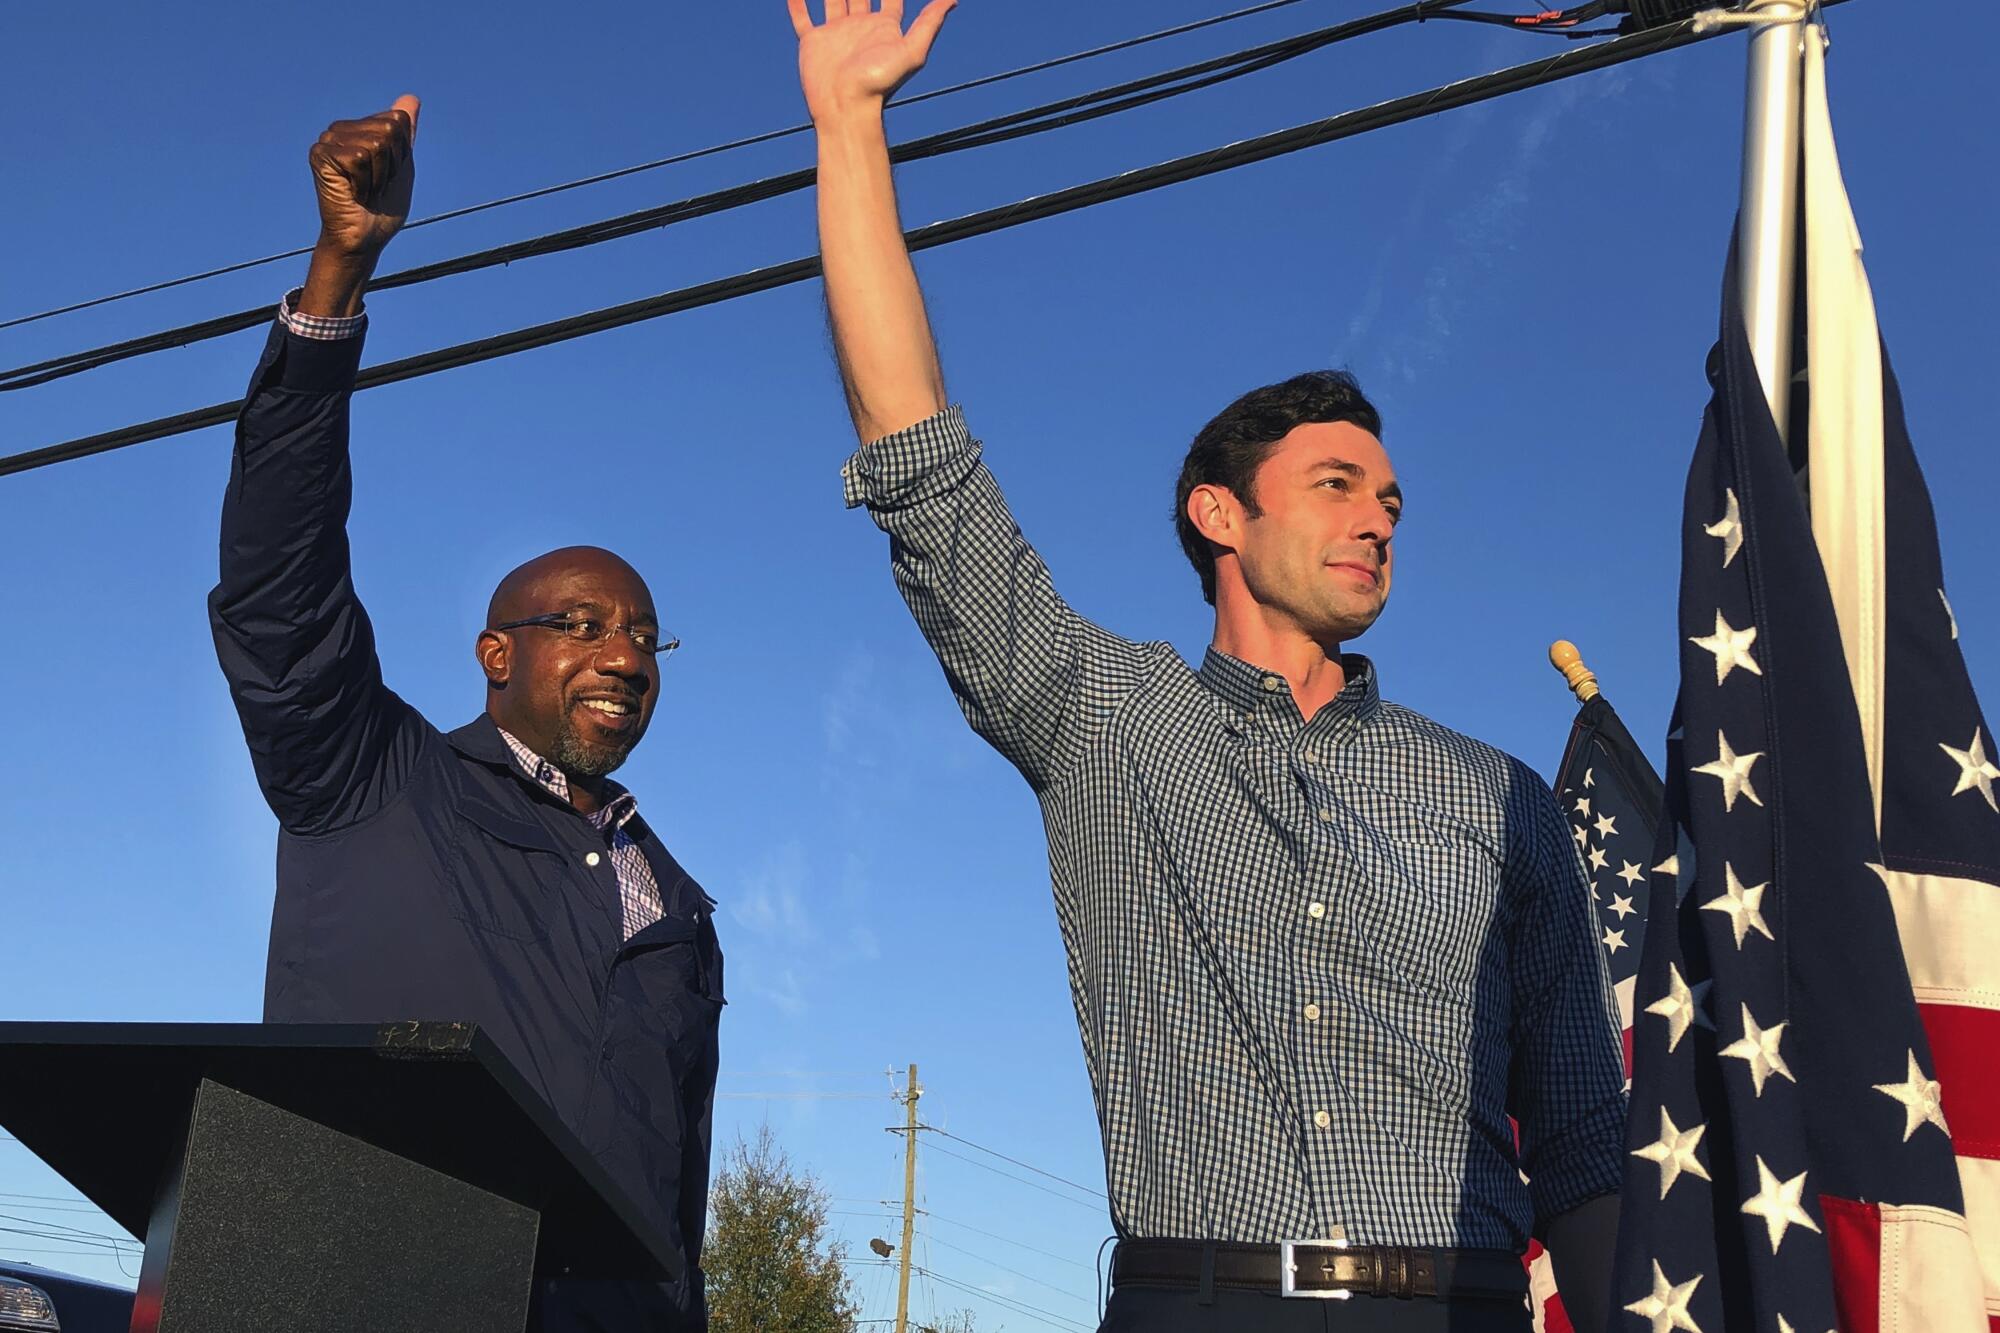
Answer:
[{"xmin": 844, "ymin": 408, "xmax": 1626, "ymax": 1249}]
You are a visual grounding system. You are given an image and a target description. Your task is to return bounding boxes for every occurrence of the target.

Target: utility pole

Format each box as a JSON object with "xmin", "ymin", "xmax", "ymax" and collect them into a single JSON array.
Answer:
[{"xmin": 893, "ymin": 1063, "xmax": 921, "ymax": 1333}]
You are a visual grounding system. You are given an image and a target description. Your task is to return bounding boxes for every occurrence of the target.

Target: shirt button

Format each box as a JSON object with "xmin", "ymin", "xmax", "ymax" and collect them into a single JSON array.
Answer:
[
  {"xmin": 585, "ymin": 852, "xmax": 602, "ymax": 867},
  {"xmin": 1307, "ymin": 902, "xmax": 1326, "ymax": 920},
  {"xmin": 1317, "ymin": 808, "xmax": 1334, "ymax": 823},
  {"xmin": 1261, "ymin": 675, "xmax": 1283, "ymax": 693},
  {"xmin": 1301, "ymin": 747, "xmax": 1319, "ymax": 764},
  {"xmin": 1313, "ymin": 1110, "xmax": 1331, "ymax": 1130},
  {"xmin": 1304, "ymin": 1003, "xmax": 1321, "ymax": 1022}
]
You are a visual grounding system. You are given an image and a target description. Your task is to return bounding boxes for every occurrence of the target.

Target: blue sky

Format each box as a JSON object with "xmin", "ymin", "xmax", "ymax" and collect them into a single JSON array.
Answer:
[{"xmin": 2, "ymin": 2, "xmax": 1994, "ymax": 1327}]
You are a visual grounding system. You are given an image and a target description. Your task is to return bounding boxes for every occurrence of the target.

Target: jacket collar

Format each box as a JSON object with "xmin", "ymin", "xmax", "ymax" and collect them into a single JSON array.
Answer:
[
  {"xmin": 446, "ymin": 714, "xmax": 640, "ymax": 824},
  {"xmin": 445, "ymin": 713, "xmax": 518, "ymax": 768}
]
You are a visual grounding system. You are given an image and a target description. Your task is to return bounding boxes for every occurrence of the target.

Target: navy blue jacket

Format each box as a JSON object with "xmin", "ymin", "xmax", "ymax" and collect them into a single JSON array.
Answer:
[{"xmin": 209, "ymin": 319, "xmax": 723, "ymax": 1330}]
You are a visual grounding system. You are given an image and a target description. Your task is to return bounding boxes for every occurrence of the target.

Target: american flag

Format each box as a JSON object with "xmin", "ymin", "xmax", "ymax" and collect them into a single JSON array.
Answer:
[
  {"xmin": 1610, "ymin": 34, "xmax": 1995, "ymax": 1333},
  {"xmin": 1530, "ymin": 681, "xmax": 1666, "ymax": 1332}
]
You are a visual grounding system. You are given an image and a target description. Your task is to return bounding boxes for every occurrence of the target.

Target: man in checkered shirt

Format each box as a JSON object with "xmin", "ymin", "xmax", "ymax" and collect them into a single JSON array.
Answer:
[
  {"xmin": 791, "ymin": 5, "xmax": 1625, "ymax": 1330},
  {"xmin": 208, "ymin": 98, "xmax": 721, "ymax": 1331}
]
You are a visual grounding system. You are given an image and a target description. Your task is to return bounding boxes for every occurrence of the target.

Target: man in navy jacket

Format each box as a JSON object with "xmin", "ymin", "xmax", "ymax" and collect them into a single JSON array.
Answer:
[{"xmin": 207, "ymin": 96, "xmax": 723, "ymax": 1332}]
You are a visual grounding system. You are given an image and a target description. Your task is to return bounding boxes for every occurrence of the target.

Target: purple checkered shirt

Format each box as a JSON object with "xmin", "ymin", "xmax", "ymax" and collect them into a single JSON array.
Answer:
[
  {"xmin": 279, "ymin": 290, "xmax": 367, "ymax": 341},
  {"xmin": 496, "ymin": 728, "xmax": 665, "ymax": 941}
]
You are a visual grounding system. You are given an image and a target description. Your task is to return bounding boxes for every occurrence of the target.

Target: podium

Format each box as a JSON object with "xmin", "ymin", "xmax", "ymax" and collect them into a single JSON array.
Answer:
[{"xmin": 0, "ymin": 1021, "xmax": 679, "ymax": 1333}]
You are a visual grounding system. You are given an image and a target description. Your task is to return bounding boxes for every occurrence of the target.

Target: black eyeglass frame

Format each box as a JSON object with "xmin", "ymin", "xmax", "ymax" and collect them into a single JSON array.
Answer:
[{"xmin": 490, "ymin": 612, "xmax": 680, "ymax": 659}]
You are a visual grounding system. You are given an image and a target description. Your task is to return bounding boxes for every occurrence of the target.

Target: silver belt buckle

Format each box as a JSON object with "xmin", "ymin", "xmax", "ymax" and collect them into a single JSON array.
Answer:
[{"xmin": 1279, "ymin": 1230, "xmax": 1352, "ymax": 1300}]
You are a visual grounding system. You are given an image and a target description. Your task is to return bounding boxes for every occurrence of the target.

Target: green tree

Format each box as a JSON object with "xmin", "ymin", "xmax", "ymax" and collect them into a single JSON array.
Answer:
[
  {"xmin": 916, "ymin": 1311, "xmax": 981, "ymax": 1333},
  {"xmin": 705, "ymin": 1126, "xmax": 859, "ymax": 1333}
]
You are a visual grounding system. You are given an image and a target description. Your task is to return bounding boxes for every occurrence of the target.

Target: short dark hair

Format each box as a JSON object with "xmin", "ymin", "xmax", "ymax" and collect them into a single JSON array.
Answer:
[{"xmin": 1172, "ymin": 370, "xmax": 1383, "ymax": 604}]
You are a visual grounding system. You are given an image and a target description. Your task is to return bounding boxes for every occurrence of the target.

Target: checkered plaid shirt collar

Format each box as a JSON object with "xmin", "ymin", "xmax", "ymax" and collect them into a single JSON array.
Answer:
[
  {"xmin": 1199, "ymin": 647, "xmax": 1382, "ymax": 740},
  {"xmin": 494, "ymin": 726, "xmax": 638, "ymax": 832}
]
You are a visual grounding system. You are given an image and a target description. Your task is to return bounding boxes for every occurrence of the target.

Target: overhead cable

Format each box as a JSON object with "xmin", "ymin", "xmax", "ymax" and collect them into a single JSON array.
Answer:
[
  {"xmin": 0, "ymin": 0, "xmax": 1499, "ymax": 393},
  {"xmin": 0, "ymin": 11, "xmax": 1776, "ymax": 480},
  {"xmin": 0, "ymin": 0, "xmax": 1346, "ymax": 334},
  {"xmin": 920, "ymin": 1126, "xmax": 1108, "ymax": 1200}
]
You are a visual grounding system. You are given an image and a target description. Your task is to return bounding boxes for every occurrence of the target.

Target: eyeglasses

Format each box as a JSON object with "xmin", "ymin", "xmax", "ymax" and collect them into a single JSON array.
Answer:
[{"xmin": 492, "ymin": 612, "xmax": 680, "ymax": 660}]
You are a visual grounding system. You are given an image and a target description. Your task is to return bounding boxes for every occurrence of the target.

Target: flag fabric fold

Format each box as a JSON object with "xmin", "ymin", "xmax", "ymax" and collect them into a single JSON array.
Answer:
[{"xmin": 1609, "ymin": 30, "xmax": 1993, "ymax": 1333}]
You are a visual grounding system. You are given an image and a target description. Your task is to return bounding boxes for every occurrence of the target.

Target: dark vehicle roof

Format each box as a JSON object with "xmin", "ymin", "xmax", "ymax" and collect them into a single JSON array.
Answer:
[{"xmin": 0, "ymin": 1259, "xmax": 135, "ymax": 1332}]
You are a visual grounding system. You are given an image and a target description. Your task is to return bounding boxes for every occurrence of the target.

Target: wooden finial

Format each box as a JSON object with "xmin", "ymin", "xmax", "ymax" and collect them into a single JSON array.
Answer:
[{"xmin": 1549, "ymin": 640, "xmax": 1601, "ymax": 703}]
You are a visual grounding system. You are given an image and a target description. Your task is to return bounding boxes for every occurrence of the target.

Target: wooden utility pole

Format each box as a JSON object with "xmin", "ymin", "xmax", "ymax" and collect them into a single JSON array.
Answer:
[{"xmin": 893, "ymin": 1063, "xmax": 921, "ymax": 1333}]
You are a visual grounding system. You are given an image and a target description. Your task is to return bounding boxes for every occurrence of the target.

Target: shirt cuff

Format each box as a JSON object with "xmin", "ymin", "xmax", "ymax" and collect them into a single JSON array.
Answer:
[
  {"xmin": 279, "ymin": 288, "xmax": 367, "ymax": 341},
  {"xmin": 840, "ymin": 405, "xmax": 981, "ymax": 512},
  {"xmin": 1526, "ymin": 1090, "xmax": 1629, "ymax": 1230}
]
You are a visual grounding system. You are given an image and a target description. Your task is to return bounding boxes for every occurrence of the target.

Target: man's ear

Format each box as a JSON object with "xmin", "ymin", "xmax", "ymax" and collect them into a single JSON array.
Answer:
[
  {"xmin": 476, "ymin": 629, "xmax": 511, "ymax": 689},
  {"xmin": 1186, "ymin": 482, "xmax": 1242, "ymax": 553}
]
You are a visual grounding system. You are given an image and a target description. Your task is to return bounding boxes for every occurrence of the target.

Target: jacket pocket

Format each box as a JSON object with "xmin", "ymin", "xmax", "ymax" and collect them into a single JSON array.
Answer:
[{"xmin": 446, "ymin": 793, "xmax": 568, "ymax": 941}]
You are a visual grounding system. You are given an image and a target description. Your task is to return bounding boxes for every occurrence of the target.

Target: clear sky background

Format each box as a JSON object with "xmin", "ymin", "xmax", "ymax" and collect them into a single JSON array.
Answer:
[{"xmin": 2, "ymin": 2, "xmax": 1994, "ymax": 1328}]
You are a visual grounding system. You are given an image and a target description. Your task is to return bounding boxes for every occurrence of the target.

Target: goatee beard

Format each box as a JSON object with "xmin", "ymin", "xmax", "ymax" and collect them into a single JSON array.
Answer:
[{"xmin": 549, "ymin": 715, "xmax": 637, "ymax": 779}]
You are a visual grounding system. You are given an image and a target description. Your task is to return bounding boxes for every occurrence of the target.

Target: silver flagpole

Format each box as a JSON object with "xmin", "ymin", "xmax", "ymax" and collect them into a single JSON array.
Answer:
[{"xmin": 1719, "ymin": 0, "xmax": 1810, "ymax": 445}]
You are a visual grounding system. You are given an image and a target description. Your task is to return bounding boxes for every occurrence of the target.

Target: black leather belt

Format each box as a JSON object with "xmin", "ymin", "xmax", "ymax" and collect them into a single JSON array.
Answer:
[{"xmin": 1111, "ymin": 1240, "xmax": 1528, "ymax": 1301}]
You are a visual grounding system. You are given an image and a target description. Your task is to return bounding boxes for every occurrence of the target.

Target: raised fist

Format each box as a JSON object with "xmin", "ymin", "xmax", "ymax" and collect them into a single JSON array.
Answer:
[{"xmin": 309, "ymin": 95, "xmax": 420, "ymax": 259}]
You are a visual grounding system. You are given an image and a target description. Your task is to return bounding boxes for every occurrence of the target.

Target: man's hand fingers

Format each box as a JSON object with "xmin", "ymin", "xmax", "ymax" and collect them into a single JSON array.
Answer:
[
  {"xmin": 883, "ymin": 0, "xmax": 904, "ymax": 23},
  {"xmin": 825, "ymin": 0, "xmax": 849, "ymax": 18},
  {"xmin": 907, "ymin": 0, "xmax": 955, "ymax": 58},
  {"xmin": 786, "ymin": 0, "xmax": 811, "ymax": 35},
  {"xmin": 390, "ymin": 93, "xmax": 421, "ymax": 142}
]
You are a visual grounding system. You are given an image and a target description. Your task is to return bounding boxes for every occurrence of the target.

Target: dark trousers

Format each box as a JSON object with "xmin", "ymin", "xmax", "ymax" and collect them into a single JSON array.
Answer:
[{"xmin": 1098, "ymin": 1284, "xmax": 1535, "ymax": 1332}]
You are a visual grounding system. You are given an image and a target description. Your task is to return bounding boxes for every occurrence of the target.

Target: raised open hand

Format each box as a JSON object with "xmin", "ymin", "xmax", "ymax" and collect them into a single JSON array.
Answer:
[
  {"xmin": 788, "ymin": 0, "xmax": 955, "ymax": 124},
  {"xmin": 309, "ymin": 94, "xmax": 421, "ymax": 259}
]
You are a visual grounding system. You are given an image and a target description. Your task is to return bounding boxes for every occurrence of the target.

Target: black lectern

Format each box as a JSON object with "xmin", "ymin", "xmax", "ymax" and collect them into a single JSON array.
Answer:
[{"xmin": 0, "ymin": 1021, "xmax": 678, "ymax": 1333}]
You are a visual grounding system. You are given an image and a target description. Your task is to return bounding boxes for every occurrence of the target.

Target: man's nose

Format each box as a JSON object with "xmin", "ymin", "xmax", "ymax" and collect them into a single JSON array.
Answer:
[
  {"xmin": 1352, "ymin": 501, "xmax": 1394, "ymax": 547},
  {"xmin": 591, "ymin": 630, "xmax": 649, "ymax": 679}
]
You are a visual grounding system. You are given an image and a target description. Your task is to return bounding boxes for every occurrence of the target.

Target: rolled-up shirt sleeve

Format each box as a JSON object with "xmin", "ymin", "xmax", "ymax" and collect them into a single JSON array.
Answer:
[
  {"xmin": 1504, "ymin": 766, "xmax": 1629, "ymax": 1230},
  {"xmin": 843, "ymin": 407, "xmax": 1153, "ymax": 792}
]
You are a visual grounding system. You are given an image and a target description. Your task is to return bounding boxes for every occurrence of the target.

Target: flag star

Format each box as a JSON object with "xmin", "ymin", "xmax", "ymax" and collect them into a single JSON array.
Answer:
[
  {"xmin": 1631, "ymin": 1107, "xmax": 1710, "ymax": 1199},
  {"xmin": 1584, "ymin": 767, "xmax": 1596, "ymax": 789},
  {"xmin": 1617, "ymin": 861, "xmax": 1645, "ymax": 888},
  {"xmin": 1700, "ymin": 863, "xmax": 1775, "ymax": 949},
  {"xmin": 1939, "ymin": 728, "xmax": 2000, "ymax": 813},
  {"xmin": 1610, "ymin": 893, "xmax": 1637, "ymax": 920},
  {"xmin": 1705, "ymin": 488, "xmax": 1744, "ymax": 568},
  {"xmin": 1603, "ymin": 927, "xmax": 1628, "ymax": 954},
  {"xmin": 1595, "ymin": 812, "xmax": 1620, "ymax": 839},
  {"xmin": 1575, "ymin": 794, "xmax": 1593, "ymax": 817},
  {"xmin": 1690, "ymin": 610, "xmax": 1764, "ymax": 687},
  {"xmin": 1645, "ymin": 964, "xmax": 1713, "ymax": 1053},
  {"xmin": 1872, "ymin": 1050, "xmax": 1950, "ymax": 1142},
  {"xmin": 1774, "ymin": 1318, "xmax": 1834, "ymax": 1333},
  {"xmin": 1656, "ymin": 827, "xmax": 1697, "ymax": 900},
  {"xmin": 1588, "ymin": 844, "xmax": 1610, "ymax": 872},
  {"xmin": 1624, "ymin": 1261, "xmax": 1704, "ymax": 1333},
  {"xmin": 1940, "ymin": 589, "xmax": 1958, "ymax": 641},
  {"xmin": 1721, "ymin": 1004, "xmax": 1795, "ymax": 1096},
  {"xmin": 1694, "ymin": 731, "xmax": 1765, "ymax": 813},
  {"xmin": 1740, "ymin": 1157, "xmax": 1821, "ymax": 1253},
  {"xmin": 1572, "ymin": 823, "xmax": 1591, "ymax": 851}
]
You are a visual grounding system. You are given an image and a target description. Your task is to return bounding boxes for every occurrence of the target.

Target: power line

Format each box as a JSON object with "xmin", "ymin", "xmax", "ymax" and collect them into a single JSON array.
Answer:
[
  {"xmin": 0, "ymin": 0, "xmax": 1493, "ymax": 392},
  {"xmin": 0, "ymin": 1213, "xmax": 136, "ymax": 1246},
  {"xmin": 0, "ymin": 12, "xmax": 1748, "ymax": 479},
  {"xmin": 921, "ymin": 1232, "xmax": 1095, "ymax": 1307},
  {"xmin": 859, "ymin": 1258, "xmax": 1092, "ymax": 1333},
  {"xmin": 913, "ymin": 1266, "xmax": 1095, "ymax": 1333},
  {"xmin": 920, "ymin": 1126, "xmax": 1107, "ymax": 1200},
  {"xmin": 0, "ymin": 0, "xmax": 1348, "ymax": 333},
  {"xmin": 920, "ymin": 1210, "xmax": 1098, "ymax": 1273},
  {"xmin": 920, "ymin": 1142, "xmax": 1105, "ymax": 1211}
]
